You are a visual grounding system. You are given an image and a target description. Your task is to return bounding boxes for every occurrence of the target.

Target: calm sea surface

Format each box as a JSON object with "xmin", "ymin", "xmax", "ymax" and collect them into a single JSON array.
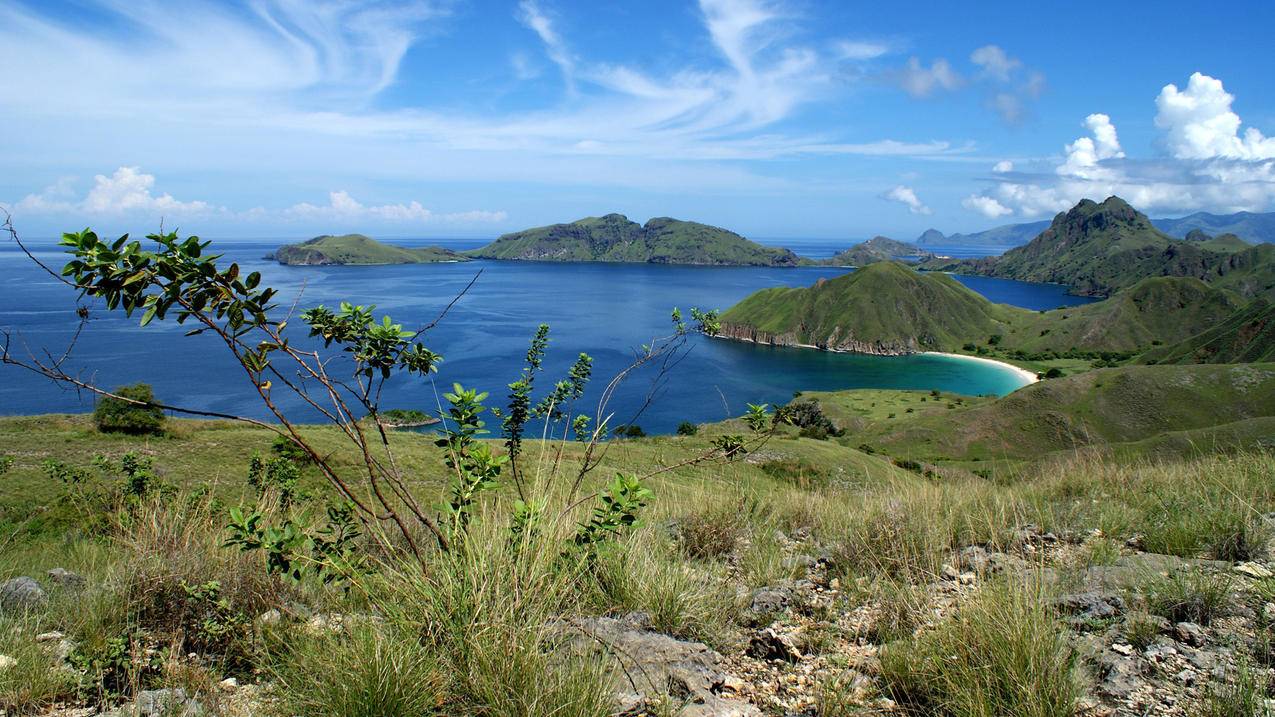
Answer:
[{"xmin": 0, "ymin": 237, "xmax": 1095, "ymax": 433}]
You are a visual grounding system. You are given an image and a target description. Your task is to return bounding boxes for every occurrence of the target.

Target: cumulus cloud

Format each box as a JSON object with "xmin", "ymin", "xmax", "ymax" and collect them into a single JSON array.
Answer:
[
  {"xmin": 962, "ymin": 195, "xmax": 1012, "ymax": 218},
  {"xmin": 881, "ymin": 185, "xmax": 932, "ymax": 215},
  {"xmin": 1155, "ymin": 72, "xmax": 1275, "ymax": 160},
  {"xmin": 961, "ymin": 74, "xmax": 1275, "ymax": 218},
  {"xmin": 285, "ymin": 190, "xmax": 505, "ymax": 224},
  {"xmin": 992, "ymin": 160, "xmax": 1014, "ymax": 173},
  {"xmin": 895, "ymin": 57, "xmax": 962, "ymax": 97},
  {"xmin": 14, "ymin": 167, "xmax": 212, "ymax": 217}
]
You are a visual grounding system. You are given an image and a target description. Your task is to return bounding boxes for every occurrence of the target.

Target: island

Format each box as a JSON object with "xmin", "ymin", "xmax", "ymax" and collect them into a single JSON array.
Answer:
[
  {"xmin": 466, "ymin": 213, "xmax": 803, "ymax": 266},
  {"xmin": 820, "ymin": 236, "xmax": 933, "ymax": 266},
  {"xmin": 272, "ymin": 234, "xmax": 472, "ymax": 265}
]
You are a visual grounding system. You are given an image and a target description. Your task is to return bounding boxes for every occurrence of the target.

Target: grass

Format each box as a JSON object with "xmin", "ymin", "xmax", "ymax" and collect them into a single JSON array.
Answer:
[
  {"xmin": 879, "ymin": 581, "xmax": 1080, "ymax": 717},
  {"xmin": 1145, "ymin": 570, "xmax": 1234, "ymax": 626}
]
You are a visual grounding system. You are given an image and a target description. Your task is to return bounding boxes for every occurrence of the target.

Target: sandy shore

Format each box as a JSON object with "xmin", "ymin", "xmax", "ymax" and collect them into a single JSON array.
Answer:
[{"xmin": 922, "ymin": 351, "xmax": 1040, "ymax": 385}]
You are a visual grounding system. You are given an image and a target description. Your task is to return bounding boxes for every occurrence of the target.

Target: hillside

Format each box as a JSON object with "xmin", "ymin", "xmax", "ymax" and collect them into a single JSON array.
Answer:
[
  {"xmin": 273, "ymin": 234, "xmax": 469, "ymax": 265},
  {"xmin": 836, "ymin": 363, "xmax": 1275, "ymax": 463},
  {"xmin": 467, "ymin": 214, "xmax": 802, "ymax": 266},
  {"xmin": 1155, "ymin": 210, "xmax": 1275, "ymax": 244},
  {"xmin": 719, "ymin": 263, "xmax": 1244, "ymax": 358},
  {"xmin": 719, "ymin": 262, "xmax": 1015, "ymax": 354},
  {"xmin": 1141, "ymin": 298, "xmax": 1275, "ymax": 364},
  {"xmin": 921, "ymin": 196, "xmax": 1268, "ymax": 297},
  {"xmin": 821, "ymin": 236, "xmax": 932, "ymax": 266}
]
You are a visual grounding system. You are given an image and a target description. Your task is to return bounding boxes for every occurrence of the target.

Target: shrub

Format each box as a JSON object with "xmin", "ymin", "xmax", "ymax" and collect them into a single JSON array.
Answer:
[
  {"xmin": 93, "ymin": 383, "xmax": 165, "ymax": 435},
  {"xmin": 613, "ymin": 424, "xmax": 645, "ymax": 439},
  {"xmin": 676, "ymin": 504, "xmax": 746, "ymax": 560},
  {"xmin": 780, "ymin": 400, "xmax": 841, "ymax": 438},
  {"xmin": 271, "ymin": 435, "xmax": 313, "ymax": 464},
  {"xmin": 676, "ymin": 421, "xmax": 699, "ymax": 436},
  {"xmin": 880, "ymin": 584, "xmax": 1079, "ymax": 717},
  {"xmin": 1044, "ymin": 367, "xmax": 1064, "ymax": 379},
  {"xmin": 1123, "ymin": 612, "xmax": 1162, "ymax": 651}
]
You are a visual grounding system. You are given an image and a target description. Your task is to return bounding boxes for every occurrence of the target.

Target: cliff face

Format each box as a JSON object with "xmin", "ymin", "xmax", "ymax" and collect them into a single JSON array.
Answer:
[{"xmin": 717, "ymin": 322, "xmax": 925, "ymax": 356}]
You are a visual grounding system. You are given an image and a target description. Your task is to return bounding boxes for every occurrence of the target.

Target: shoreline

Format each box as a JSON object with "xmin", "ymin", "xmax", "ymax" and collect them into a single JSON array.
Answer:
[{"xmin": 921, "ymin": 351, "xmax": 1039, "ymax": 385}]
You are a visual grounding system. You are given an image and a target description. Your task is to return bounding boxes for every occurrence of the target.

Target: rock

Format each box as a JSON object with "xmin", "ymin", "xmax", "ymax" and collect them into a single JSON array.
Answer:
[
  {"xmin": 1111, "ymin": 643, "xmax": 1135, "ymax": 656},
  {"xmin": 255, "ymin": 608, "xmax": 282, "ymax": 628},
  {"xmin": 747, "ymin": 586, "xmax": 792, "ymax": 621},
  {"xmin": 939, "ymin": 564, "xmax": 960, "ymax": 582},
  {"xmin": 1264, "ymin": 602, "xmax": 1275, "ymax": 623},
  {"xmin": 551, "ymin": 614, "xmax": 760, "ymax": 717},
  {"xmin": 1176, "ymin": 668, "xmax": 1196, "ymax": 685},
  {"xmin": 107, "ymin": 688, "xmax": 203, "ymax": 717},
  {"xmin": 0, "ymin": 576, "xmax": 47, "ymax": 612},
  {"xmin": 1054, "ymin": 592, "xmax": 1126, "ymax": 620},
  {"xmin": 747, "ymin": 628, "xmax": 803, "ymax": 662},
  {"xmin": 0, "ymin": 654, "xmax": 15, "ymax": 671},
  {"xmin": 1174, "ymin": 622, "xmax": 1207, "ymax": 647},
  {"xmin": 1096, "ymin": 653, "xmax": 1145, "ymax": 698},
  {"xmin": 1235, "ymin": 562, "xmax": 1273, "ymax": 579},
  {"xmin": 46, "ymin": 568, "xmax": 86, "ymax": 589},
  {"xmin": 35, "ymin": 630, "xmax": 65, "ymax": 643},
  {"xmin": 957, "ymin": 545, "xmax": 991, "ymax": 573},
  {"xmin": 219, "ymin": 677, "xmax": 239, "ymax": 691},
  {"xmin": 958, "ymin": 572, "xmax": 977, "ymax": 585},
  {"xmin": 782, "ymin": 555, "xmax": 818, "ymax": 573}
]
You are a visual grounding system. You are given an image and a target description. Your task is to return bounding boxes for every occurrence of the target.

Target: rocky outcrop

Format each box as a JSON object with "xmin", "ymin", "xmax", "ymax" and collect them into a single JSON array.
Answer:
[{"xmin": 716, "ymin": 323, "xmax": 923, "ymax": 356}]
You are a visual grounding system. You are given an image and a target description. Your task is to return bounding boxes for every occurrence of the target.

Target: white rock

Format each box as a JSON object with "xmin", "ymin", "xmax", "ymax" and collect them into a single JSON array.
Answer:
[
  {"xmin": 1111, "ymin": 643, "xmax": 1135, "ymax": 656},
  {"xmin": 1235, "ymin": 562, "xmax": 1273, "ymax": 579},
  {"xmin": 35, "ymin": 630, "xmax": 65, "ymax": 643},
  {"xmin": 219, "ymin": 677, "xmax": 239, "ymax": 691},
  {"xmin": 0, "ymin": 654, "xmax": 16, "ymax": 671}
]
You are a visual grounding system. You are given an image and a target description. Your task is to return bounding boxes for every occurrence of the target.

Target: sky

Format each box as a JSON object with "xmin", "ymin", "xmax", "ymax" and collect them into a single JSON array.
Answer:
[{"xmin": 2, "ymin": 0, "xmax": 1274, "ymax": 241}]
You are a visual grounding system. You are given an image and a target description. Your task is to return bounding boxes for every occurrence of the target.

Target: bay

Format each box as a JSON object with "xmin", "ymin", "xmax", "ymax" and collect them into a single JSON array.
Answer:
[{"xmin": 0, "ymin": 238, "xmax": 1096, "ymax": 434}]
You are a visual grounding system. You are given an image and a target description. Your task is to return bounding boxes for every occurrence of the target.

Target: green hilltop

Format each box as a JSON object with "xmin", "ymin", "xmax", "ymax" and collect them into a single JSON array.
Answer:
[
  {"xmin": 273, "ymin": 234, "xmax": 470, "ymax": 265},
  {"xmin": 719, "ymin": 261, "xmax": 1243, "ymax": 358},
  {"xmin": 1141, "ymin": 298, "xmax": 1275, "ymax": 365},
  {"xmin": 466, "ymin": 213, "xmax": 802, "ymax": 266},
  {"xmin": 921, "ymin": 196, "xmax": 1275, "ymax": 298}
]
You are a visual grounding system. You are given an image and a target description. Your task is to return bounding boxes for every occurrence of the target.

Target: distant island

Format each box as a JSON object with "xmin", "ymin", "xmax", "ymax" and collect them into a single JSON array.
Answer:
[
  {"xmin": 466, "ymin": 214, "xmax": 803, "ymax": 266},
  {"xmin": 820, "ymin": 236, "xmax": 933, "ymax": 266},
  {"xmin": 272, "ymin": 234, "xmax": 471, "ymax": 265}
]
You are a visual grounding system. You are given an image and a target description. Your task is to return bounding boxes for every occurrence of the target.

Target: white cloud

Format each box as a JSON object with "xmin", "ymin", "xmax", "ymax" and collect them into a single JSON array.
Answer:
[
  {"xmin": 1155, "ymin": 72, "xmax": 1275, "ymax": 160},
  {"xmin": 970, "ymin": 45, "xmax": 1020, "ymax": 81},
  {"xmin": 881, "ymin": 185, "xmax": 932, "ymax": 215},
  {"xmin": 962, "ymin": 195, "xmax": 1012, "ymax": 218},
  {"xmin": 962, "ymin": 75, "xmax": 1275, "ymax": 218},
  {"xmin": 896, "ymin": 57, "xmax": 963, "ymax": 97},
  {"xmin": 285, "ymin": 190, "xmax": 505, "ymax": 225},
  {"xmin": 14, "ymin": 167, "xmax": 212, "ymax": 217},
  {"xmin": 992, "ymin": 160, "xmax": 1014, "ymax": 173},
  {"xmin": 836, "ymin": 40, "xmax": 891, "ymax": 61},
  {"xmin": 517, "ymin": 0, "xmax": 575, "ymax": 88}
]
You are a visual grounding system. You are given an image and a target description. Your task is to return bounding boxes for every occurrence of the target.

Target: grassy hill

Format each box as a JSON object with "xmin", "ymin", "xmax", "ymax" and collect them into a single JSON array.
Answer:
[
  {"xmin": 1140, "ymin": 298, "xmax": 1275, "ymax": 365},
  {"xmin": 719, "ymin": 262, "xmax": 1012, "ymax": 354},
  {"xmin": 467, "ymin": 214, "xmax": 802, "ymax": 266},
  {"xmin": 826, "ymin": 363, "xmax": 1275, "ymax": 465},
  {"xmin": 821, "ymin": 236, "xmax": 932, "ymax": 266},
  {"xmin": 719, "ymin": 262, "xmax": 1242, "ymax": 359},
  {"xmin": 273, "ymin": 234, "xmax": 469, "ymax": 265}
]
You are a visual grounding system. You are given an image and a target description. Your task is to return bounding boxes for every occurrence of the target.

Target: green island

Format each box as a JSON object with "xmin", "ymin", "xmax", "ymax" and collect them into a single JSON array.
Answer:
[
  {"xmin": 466, "ymin": 213, "xmax": 804, "ymax": 266},
  {"xmin": 819, "ymin": 236, "xmax": 933, "ymax": 267},
  {"xmin": 4, "ymin": 211, "xmax": 1275, "ymax": 717},
  {"xmin": 272, "ymin": 234, "xmax": 471, "ymax": 265}
]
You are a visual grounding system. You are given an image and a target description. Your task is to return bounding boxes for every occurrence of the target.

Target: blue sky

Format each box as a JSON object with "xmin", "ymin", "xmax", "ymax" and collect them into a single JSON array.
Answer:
[{"xmin": 2, "ymin": 0, "xmax": 1274, "ymax": 240}]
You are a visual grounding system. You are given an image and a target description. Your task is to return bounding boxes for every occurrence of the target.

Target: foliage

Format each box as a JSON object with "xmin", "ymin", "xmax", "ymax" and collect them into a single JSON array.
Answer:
[
  {"xmin": 779, "ymin": 399, "xmax": 842, "ymax": 439},
  {"xmin": 93, "ymin": 382, "xmax": 165, "ymax": 435},
  {"xmin": 676, "ymin": 421, "xmax": 699, "ymax": 436},
  {"xmin": 573, "ymin": 473, "xmax": 653, "ymax": 550},
  {"xmin": 223, "ymin": 502, "xmax": 363, "ymax": 586},
  {"xmin": 246, "ymin": 452, "xmax": 303, "ymax": 507},
  {"xmin": 1146, "ymin": 570, "xmax": 1233, "ymax": 626}
]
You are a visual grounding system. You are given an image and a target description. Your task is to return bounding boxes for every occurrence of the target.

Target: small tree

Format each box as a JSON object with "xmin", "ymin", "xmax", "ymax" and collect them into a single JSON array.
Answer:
[
  {"xmin": 676, "ymin": 421, "xmax": 698, "ymax": 436},
  {"xmin": 93, "ymin": 382, "xmax": 165, "ymax": 435}
]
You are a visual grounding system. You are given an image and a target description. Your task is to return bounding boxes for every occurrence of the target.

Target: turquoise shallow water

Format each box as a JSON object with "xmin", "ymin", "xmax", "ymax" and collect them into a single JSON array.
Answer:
[{"xmin": 0, "ymin": 239, "xmax": 1093, "ymax": 433}]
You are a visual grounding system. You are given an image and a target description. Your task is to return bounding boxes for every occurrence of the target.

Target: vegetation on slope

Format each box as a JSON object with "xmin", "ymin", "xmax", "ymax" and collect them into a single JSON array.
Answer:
[
  {"xmin": 467, "ymin": 213, "xmax": 802, "ymax": 266},
  {"xmin": 920, "ymin": 197, "xmax": 1275, "ymax": 298},
  {"xmin": 719, "ymin": 262, "xmax": 1243, "ymax": 359},
  {"xmin": 1141, "ymin": 298, "xmax": 1275, "ymax": 365},
  {"xmin": 273, "ymin": 234, "xmax": 469, "ymax": 265}
]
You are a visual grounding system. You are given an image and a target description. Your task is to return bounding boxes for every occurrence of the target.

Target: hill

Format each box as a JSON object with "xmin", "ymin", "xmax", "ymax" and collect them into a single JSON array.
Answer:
[
  {"xmin": 821, "ymin": 236, "xmax": 932, "ymax": 266},
  {"xmin": 1141, "ymin": 298, "xmax": 1275, "ymax": 365},
  {"xmin": 273, "ymin": 234, "xmax": 469, "ymax": 265},
  {"xmin": 719, "ymin": 262, "xmax": 1015, "ymax": 355},
  {"xmin": 719, "ymin": 263, "xmax": 1243, "ymax": 358},
  {"xmin": 467, "ymin": 214, "xmax": 801, "ymax": 266},
  {"xmin": 920, "ymin": 196, "xmax": 1270, "ymax": 297},
  {"xmin": 835, "ymin": 363, "xmax": 1275, "ymax": 463},
  {"xmin": 1154, "ymin": 210, "xmax": 1275, "ymax": 244}
]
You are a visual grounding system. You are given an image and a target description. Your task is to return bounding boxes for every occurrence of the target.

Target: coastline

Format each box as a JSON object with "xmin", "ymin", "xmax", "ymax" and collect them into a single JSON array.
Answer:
[{"xmin": 921, "ymin": 351, "xmax": 1039, "ymax": 385}]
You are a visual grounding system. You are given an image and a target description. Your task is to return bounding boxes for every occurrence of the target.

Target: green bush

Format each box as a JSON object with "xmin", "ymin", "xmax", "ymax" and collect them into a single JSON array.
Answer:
[
  {"xmin": 93, "ymin": 383, "xmax": 165, "ymax": 435},
  {"xmin": 676, "ymin": 421, "xmax": 699, "ymax": 436}
]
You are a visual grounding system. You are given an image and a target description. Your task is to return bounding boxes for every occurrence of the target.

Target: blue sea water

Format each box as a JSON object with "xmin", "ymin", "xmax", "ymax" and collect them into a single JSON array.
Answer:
[{"xmin": 0, "ymin": 238, "xmax": 1095, "ymax": 434}]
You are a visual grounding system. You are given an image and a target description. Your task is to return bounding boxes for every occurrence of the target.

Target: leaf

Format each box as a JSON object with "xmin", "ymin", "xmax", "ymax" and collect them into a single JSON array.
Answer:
[{"xmin": 139, "ymin": 305, "xmax": 158, "ymax": 327}]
